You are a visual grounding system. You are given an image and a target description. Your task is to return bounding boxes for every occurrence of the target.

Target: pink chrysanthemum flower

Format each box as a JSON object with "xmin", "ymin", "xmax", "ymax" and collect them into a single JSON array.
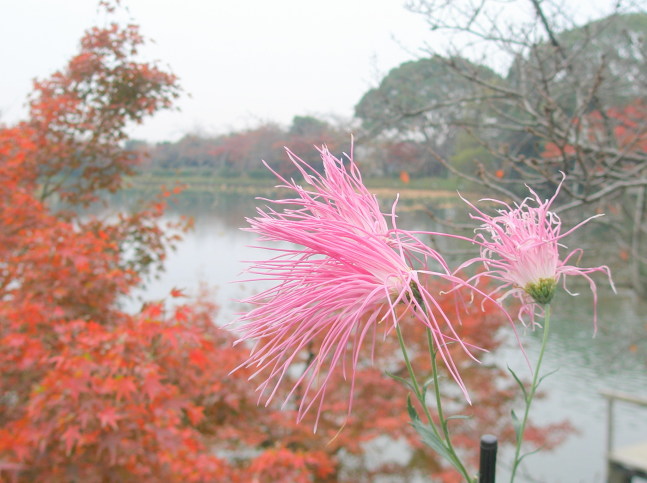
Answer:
[
  {"xmin": 457, "ymin": 175, "xmax": 615, "ymax": 328},
  {"xmin": 233, "ymin": 145, "xmax": 476, "ymax": 429}
]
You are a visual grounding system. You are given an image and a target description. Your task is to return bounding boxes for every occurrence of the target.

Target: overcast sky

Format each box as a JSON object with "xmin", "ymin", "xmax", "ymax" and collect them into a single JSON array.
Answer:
[{"xmin": 0, "ymin": 0, "xmax": 434, "ymax": 142}]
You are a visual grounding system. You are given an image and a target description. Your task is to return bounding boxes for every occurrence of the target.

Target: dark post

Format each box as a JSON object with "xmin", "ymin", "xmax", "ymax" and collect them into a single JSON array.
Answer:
[{"xmin": 479, "ymin": 434, "xmax": 498, "ymax": 483}]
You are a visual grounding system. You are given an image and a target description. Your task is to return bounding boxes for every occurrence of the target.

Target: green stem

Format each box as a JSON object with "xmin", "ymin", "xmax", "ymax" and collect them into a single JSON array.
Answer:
[
  {"xmin": 395, "ymin": 324, "xmax": 424, "ymax": 398},
  {"xmin": 427, "ymin": 328, "xmax": 472, "ymax": 481},
  {"xmin": 509, "ymin": 304, "xmax": 552, "ymax": 482},
  {"xmin": 395, "ymin": 324, "xmax": 473, "ymax": 482}
]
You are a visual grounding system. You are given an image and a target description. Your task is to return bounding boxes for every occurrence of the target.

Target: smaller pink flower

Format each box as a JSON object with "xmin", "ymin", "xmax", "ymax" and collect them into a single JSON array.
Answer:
[{"xmin": 458, "ymin": 175, "xmax": 615, "ymax": 328}]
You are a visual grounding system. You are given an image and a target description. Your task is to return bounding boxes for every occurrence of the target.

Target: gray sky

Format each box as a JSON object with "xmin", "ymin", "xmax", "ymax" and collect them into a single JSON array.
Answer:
[{"xmin": 0, "ymin": 0, "xmax": 432, "ymax": 142}]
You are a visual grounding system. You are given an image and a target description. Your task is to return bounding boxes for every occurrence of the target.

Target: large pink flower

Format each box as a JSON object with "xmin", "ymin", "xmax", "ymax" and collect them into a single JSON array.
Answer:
[
  {"xmin": 457, "ymin": 176, "xmax": 615, "ymax": 328},
  {"xmin": 233, "ymin": 145, "xmax": 475, "ymax": 429}
]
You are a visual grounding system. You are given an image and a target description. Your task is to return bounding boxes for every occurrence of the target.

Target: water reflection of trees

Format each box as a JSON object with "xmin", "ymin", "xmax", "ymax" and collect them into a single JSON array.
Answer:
[
  {"xmin": 113, "ymin": 189, "xmax": 261, "ymax": 230},
  {"xmin": 549, "ymin": 288, "xmax": 647, "ymax": 371}
]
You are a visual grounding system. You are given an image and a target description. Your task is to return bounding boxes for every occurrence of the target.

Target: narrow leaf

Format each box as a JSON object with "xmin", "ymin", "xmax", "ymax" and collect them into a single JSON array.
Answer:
[
  {"xmin": 507, "ymin": 365, "xmax": 528, "ymax": 402},
  {"xmin": 411, "ymin": 419, "xmax": 453, "ymax": 464},
  {"xmin": 422, "ymin": 377, "xmax": 435, "ymax": 390},
  {"xmin": 385, "ymin": 371, "xmax": 415, "ymax": 392},
  {"xmin": 518, "ymin": 446, "xmax": 543, "ymax": 464},
  {"xmin": 511, "ymin": 409, "xmax": 522, "ymax": 443},
  {"xmin": 445, "ymin": 414, "xmax": 471, "ymax": 421},
  {"xmin": 407, "ymin": 394, "xmax": 420, "ymax": 422},
  {"xmin": 537, "ymin": 368, "xmax": 560, "ymax": 388}
]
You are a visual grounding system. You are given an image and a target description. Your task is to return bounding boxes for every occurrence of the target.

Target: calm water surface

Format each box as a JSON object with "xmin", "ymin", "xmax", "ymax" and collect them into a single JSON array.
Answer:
[{"xmin": 127, "ymin": 192, "xmax": 647, "ymax": 482}]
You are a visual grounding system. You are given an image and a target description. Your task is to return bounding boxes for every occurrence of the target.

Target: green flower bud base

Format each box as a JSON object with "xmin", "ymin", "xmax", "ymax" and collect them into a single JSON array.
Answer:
[{"xmin": 525, "ymin": 277, "xmax": 557, "ymax": 305}]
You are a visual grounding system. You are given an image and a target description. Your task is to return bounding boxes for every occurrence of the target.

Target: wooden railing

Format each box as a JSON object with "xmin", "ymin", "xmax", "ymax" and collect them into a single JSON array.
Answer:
[{"xmin": 599, "ymin": 389, "xmax": 647, "ymax": 483}]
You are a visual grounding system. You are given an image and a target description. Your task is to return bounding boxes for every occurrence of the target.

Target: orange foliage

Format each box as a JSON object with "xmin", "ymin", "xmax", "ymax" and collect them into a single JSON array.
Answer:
[{"xmin": 543, "ymin": 100, "xmax": 647, "ymax": 160}]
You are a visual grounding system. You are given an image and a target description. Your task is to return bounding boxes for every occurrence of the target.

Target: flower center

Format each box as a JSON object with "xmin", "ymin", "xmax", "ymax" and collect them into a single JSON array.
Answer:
[{"xmin": 524, "ymin": 277, "xmax": 557, "ymax": 305}]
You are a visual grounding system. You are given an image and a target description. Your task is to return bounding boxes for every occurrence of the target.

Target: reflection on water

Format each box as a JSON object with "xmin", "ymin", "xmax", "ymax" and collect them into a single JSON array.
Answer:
[{"xmin": 123, "ymin": 190, "xmax": 646, "ymax": 482}]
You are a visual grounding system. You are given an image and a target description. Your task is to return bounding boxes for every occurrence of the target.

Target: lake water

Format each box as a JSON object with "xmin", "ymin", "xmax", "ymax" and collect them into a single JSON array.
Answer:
[{"xmin": 126, "ymin": 191, "xmax": 647, "ymax": 482}]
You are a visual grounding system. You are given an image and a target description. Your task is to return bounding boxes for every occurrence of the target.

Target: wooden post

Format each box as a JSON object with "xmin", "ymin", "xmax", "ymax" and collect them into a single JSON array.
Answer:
[
  {"xmin": 607, "ymin": 396, "xmax": 615, "ymax": 455},
  {"xmin": 479, "ymin": 434, "xmax": 497, "ymax": 483},
  {"xmin": 600, "ymin": 388, "xmax": 647, "ymax": 483}
]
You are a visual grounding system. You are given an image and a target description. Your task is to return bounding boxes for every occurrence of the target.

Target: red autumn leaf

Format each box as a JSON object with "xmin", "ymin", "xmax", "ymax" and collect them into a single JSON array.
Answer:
[
  {"xmin": 142, "ymin": 372, "xmax": 166, "ymax": 401},
  {"xmin": 185, "ymin": 404, "xmax": 205, "ymax": 425},
  {"xmin": 97, "ymin": 407, "xmax": 122, "ymax": 430},
  {"xmin": 170, "ymin": 287, "xmax": 187, "ymax": 298},
  {"xmin": 174, "ymin": 305, "xmax": 190, "ymax": 322},
  {"xmin": 142, "ymin": 302, "xmax": 163, "ymax": 319},
  {"xmin": 61, "ymin": 426, "xmax": 81, "ymax": 455},
  {"xmin": 188, "ymin": 348, "xmax": 209, "ymax": 369},
  {"xmin": 113, "ymin": 376, "xmax": 138, "ymax": 402}
]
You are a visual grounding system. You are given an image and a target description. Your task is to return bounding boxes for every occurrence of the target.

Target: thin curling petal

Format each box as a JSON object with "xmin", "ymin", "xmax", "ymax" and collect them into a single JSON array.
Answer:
[
  {"xmin": 458, "ymin": 173, "xmax": 615, "ymax": 329},
  {"xmin": 232, "ymin": 145, "xmax": 476, "ymax": 430}
]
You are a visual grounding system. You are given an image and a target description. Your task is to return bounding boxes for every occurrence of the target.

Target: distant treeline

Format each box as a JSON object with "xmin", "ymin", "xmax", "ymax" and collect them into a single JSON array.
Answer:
[{"xmin": 128, "ymin": 115, "xmax": 453, "ymax": 179}]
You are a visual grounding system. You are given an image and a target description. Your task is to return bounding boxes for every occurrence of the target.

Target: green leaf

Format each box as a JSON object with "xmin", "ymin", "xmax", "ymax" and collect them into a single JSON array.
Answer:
[
  {"xmin": 518, "ymin": 446, "xmax": 543, "ymax": 464},
  {"xmin": 422, "ymin": 377, "xmax": 436, "ymax": 390},
  {"xmin": 407, "ymin": 394, "xmax": 421, "ymax": 422},
  {"xmin": 507, "ymin": 365, "xmax": 528, "ymax": 402},
  {"xmin": 537, "ymin": 367, "xmax": 560, "ymax": 388},
  {"xmin": 445, "ymin": 414, "xmax": 472, "ymax": 421},
  {"xmin": 511, "ymin": 409, "xmax": 523, "ymax": 443},
  {"xmin": 385, "ymin": 371, "xmax": 415, "ymax": 392},
  {"xmin": 410, "ymin": 419, "xmax": 454, "ymax": 465}
]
